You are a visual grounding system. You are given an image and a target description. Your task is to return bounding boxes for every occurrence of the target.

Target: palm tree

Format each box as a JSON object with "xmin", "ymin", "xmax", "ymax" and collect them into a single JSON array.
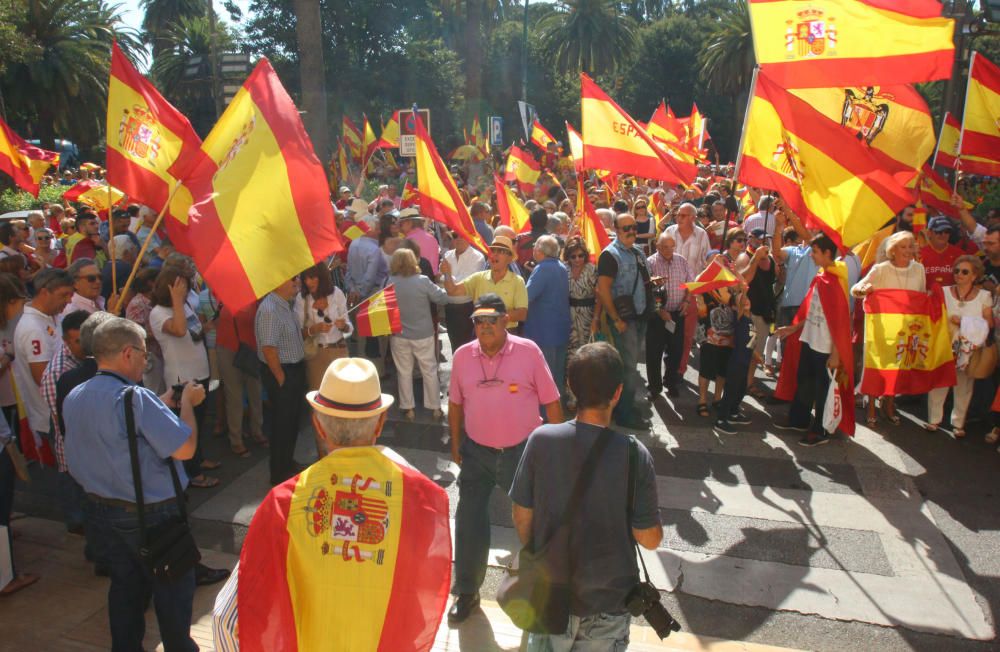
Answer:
[
  {"xmin": 1, "ymin": 0, "xmax": 143, "ymax": 149},
  {"xmin": 698, "ymin": 1, "xmax": 754, "ymax": 99},
  {"xmin": 293, "ymin": 0, "xmax": 329, "ymax": 162},
  {"xmin": 141, "ymin": 0, "xmax": 206, "ymax": 57},
  {"xmin": 539, "ymin": 0, "xmax": 638, "ymax": 77}
]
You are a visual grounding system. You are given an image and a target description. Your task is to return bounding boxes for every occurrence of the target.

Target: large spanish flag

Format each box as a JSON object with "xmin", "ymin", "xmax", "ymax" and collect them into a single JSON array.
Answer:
[
  {"xmin": 737, "ymin": 70, "xmax": 912, "ymax": 250},
  {"xmin": 581, "ymin": 73, "xmax": 696, "ymax": 185},
  {"xmin": 530, "ymin": 118, "xmax": 557, "ymax": 151},
  {"xmin": 63, "ymin": 179, "xmax": 126, "ymax": 212},
  {"xmin": 566, "ymin": 122, "xmax": 584, "ymax": 173},
  {"xmin": 504, "ymin": 144, "xmax": 541, "ymax": 193},
  {"xmin": 181, "ymin": 58, "xmax": 345, "ymax": 310},
  {"xmin": 575, "ymin": 179, "xmax": 612, "ymax": 263},
  {"xmin": 106, "ymin": 42, "xmax": 203, "ymax": 224},
  {"xmin": 355, "ymin": 285, "xmax": 402, "ymax": 337},
  {"xmin": 238, "ymin": 445, "xmax": 451, "ymax": 652},
  {"xmin": 789, "ymin": 84, "xmax": 934, "ymax": 186},
  {"xmin": 412, "ymin": 115, "xmax": 489, "ymax": 254},
  {"xmin": 0, "ymin": 116, "xmax": 59, "ymax": 196},
  {"xmin": 494, "ymin": 174, "xmax": 530, "ymax": 233},
  {"xmin": 957, "ymin": 52, "xmax": 1000, "ymax": 177},
  {"xmin": 748, "ymin": 0, "xmax": 955, "ymax": 88},
  {"xmin": 860, "ymin": 288, "xmax": 955, "ymax": 395}
]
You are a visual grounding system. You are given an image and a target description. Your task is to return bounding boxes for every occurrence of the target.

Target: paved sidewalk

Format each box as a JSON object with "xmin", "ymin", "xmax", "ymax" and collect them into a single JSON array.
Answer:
[{"xmin": 2, "ymin": 516, "xmax": 802, "ymax": 652}]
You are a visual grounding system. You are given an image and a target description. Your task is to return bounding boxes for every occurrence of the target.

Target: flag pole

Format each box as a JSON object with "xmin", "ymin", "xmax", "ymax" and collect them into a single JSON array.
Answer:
[
  {"xmin": 112, "ymin": 183, "xmax": 181, "ymax": 314},
  {"xmin": 108, "ymin": 184, "xmax": 117, "ymax": 296},
  {"xmin": 346, "ymin": 283, "xmax": 394, "ymax": 316}
]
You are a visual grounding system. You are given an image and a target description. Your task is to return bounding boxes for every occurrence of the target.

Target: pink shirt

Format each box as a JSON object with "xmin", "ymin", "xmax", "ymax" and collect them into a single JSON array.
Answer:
[
  {"xmin": 449, "ymin": 334, "xmax": 560, "ymax": 448},
  {"xmin": 406, "ymin": 226, "xmax": 440, "ymax": 275}
]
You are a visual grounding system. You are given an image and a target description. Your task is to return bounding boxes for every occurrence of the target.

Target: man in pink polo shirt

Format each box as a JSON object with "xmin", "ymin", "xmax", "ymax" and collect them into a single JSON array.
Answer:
[{"xmin": 447, "ymin": 293, "xmax": 562, "ymax": 624}]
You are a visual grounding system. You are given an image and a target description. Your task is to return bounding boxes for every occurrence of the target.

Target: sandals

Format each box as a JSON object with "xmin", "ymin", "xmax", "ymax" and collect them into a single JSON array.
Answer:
[
  {"xmin": 189, "ymin": 474, "xmax": 220, "ymax": 489},
  {"xmin": 697, "ymin": 403, "xmax": 710, "ymax": 418},
  {"xmin": 953, "ymin": 428, "xmax": 966, "ymax": 439},
  {"xmin": 0, "ymin": 573, "xmax": 39, "ymax": 596},
  {"xmin": 200, "ymin": 459, "xmax": 222, "ymax": 471},
  {"xmin": 230, "ymin": 445, "xmax": 251, "ymax": 458},
  {"xmin": 923, "ymin": 422, "xmax": 940, "ymax": 432},
  {"xmin": 866, "ymin": 415, "xmax": 878, "ymax": 427},
  {"xmin": 880, "ymin": 401, "xmax": 901, "ymax": 425}
]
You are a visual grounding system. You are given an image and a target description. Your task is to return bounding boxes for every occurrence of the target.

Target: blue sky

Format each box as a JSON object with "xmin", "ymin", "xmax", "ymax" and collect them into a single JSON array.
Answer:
[{"xmin": 117, "ymin": 0, "xmax": 252, "ymax": 33}]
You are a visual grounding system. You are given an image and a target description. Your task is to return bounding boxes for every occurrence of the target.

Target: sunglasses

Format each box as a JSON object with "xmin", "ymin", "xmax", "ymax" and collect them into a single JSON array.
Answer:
[
  {"xmin": 955, "ymin": 268, "xmax": 974, "ymax": 276},
  {"xmin": 568, "ymin": 253, "xmax": 586, "ymax": 260},
  {"xmin": 78, "ymin": 274, "xmax": 100, "ymax": 283},
  {"xmin": 36, "ymin": 236, "xmax": 52, "ymax": 241},
  {"xmin": 472, "ymin": 315, "xmax": 501, "ymax": 325},
  {"xmin": 618, "ymin": 224, "xmax": 637, "ymax": 233},
  {"xmin": 316, "ymin": 308, "xmax": 333, "ymax": 324}
]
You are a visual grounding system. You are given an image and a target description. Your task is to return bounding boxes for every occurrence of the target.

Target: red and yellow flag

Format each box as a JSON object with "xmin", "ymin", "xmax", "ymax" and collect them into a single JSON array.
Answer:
[
  {"xmin": 181, "ymin": 58, "xmax": 345, "ymax": 309},
  {"xmin": 647, "ymin": 102, "xmax": 686, "ymax": 145},
  {"xmin": 106, "ymin": 42, "xmax": 204, "ymax": 223},
  {"xmin": 788, "ymin": 84, "xmax": 935, "ymax": 186},
  {"xmin": 748, "ymin": 0, "xmax": 955, "ymax": 88},
  {"xmin": 685, "ymin": 103, "xmax": 709, "ymax": 150},
  {"xmin": 580, "ymin": 73, "xmax": 696, "ymax": 185},
  {"xmin": 472, "ymin": 115, "xmax": 488, "ymax": 156},
  {"xmin": 341, "ymin": 219, "xmax": 370, "ymax": 242},
  {"xmin": 504, "ymin": 145, "xmax": 541, "ymax": 194},
  {"xmin": 494, "ymin": 174, "xmax": 530, "ymax": 233},
  {"xmin": 575, "ymin": 179, "xmax": 612, "ymax": 263},
  {"xmin": 565, "ymin": 122, "xmax": 585, "ymax": 173},
  {"xmin": 0, "ymin": 117, "xmax": 59, "ymax": 196},
  {"xmin": 530, "ymin": 118, "xmax": 557, "ymax": 151},
  {"xmin": 378, "ymin": 111, "xmax": 400, "ymax": 149},
  {"xmin": 910, "ymin": 163, "xmax": 970, "ymax": 219},
  {"xmin": 859, "ymin": 288, "xmax": 955, "ymax": 396},
  {"xmin": 63, "ymin": 180, "xmax": 126, "ymax": 212},
  {"xmin": 957, "ymin": 52, "xmax": 1000, "ymax": 177},
  {"xmin": 933, "ymin": 111, "xmax": 961, "ymax": 169},
  {"xmin": 400, "ymin": 181, "xmax": 418, "ymax": 208},
  {"xmin": 337, "ymin": 140, "xmax": 351, "ymax": 185},
  {"xmin": 412, "ymin": 115, "xmax": 489, "ymax": 254},
  {"xmin": 355, "ymin": 285, "xmax": 402, "ymax": 337},
  {"xmin": 362, "ymin": 116, "xmax": 379, "ymax": 170},
  {"xmin": 682, "ymin": 259, "xmax": 740, "ymax": 295},
  {"xmin": 343, "ymin": 116, "xmax": 363, "ymax": 161},
  {"xmin": 238, "ymin": 445, "xmax": 451, "ymax": 652},
  {"xmin": 737, "ymin": 70, "xmax": 911, "ymax": 250}
]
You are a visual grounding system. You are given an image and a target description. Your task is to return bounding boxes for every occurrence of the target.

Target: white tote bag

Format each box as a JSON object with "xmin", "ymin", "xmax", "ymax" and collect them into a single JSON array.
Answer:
[{"xmin": 822, "ymin": 368, "xmax": 842, "ymax": 434}]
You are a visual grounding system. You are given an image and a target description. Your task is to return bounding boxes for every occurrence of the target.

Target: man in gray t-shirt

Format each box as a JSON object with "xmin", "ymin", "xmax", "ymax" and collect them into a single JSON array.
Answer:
[{"xmin": 510, "ymin": 342, "xmax": 662, "ymax": 649}]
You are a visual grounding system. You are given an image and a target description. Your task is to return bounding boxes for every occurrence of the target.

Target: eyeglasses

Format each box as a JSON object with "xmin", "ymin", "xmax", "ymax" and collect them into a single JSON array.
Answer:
[
  {"xmin": 568, "ymin": 253, "xmax": 586, "ymax": 260},
  {"xmin": 316, "ymin": 307, "xmax": 333, "ymax": 324},
  {"xmin": 472, "ymin": 315, "xmax": 501, "ymax": 326},
  {"xmin": 36, "ymin": 236, "xmax": 52, "ymax": 241},
  {"xmin": 126, "ymin": 345, "xmax": 149, "ymax": 360},
  {"xmin": 477, "ymin": 350, "xmax": 506, "ymax": 387},
  {"xmin": 955, "ymin": 268, "xmax": 974, "ymax": 276},
  {"xmin": 618, "ymin": 224, "xmax": 637, "ymax": 233},
  {"xmin": 78, "ymin": 274, "xmax": 100, "ymax": 283}
]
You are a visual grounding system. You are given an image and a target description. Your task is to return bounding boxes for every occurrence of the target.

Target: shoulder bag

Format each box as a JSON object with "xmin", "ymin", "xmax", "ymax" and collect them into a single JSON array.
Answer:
[
  {"xmin": 300, "ymin": 295, "xmax": 319, "ymax": 361},
  {"xmin": 124, "ymin": 386, "xmax": 202, "ymax": 581},
  {"xmin": 497, "ymin": 428, "xmax": 613, "ymax": 634},
  {"xmin": 230, "ymin": 309, "xmax": 260, "ymax": 378}
]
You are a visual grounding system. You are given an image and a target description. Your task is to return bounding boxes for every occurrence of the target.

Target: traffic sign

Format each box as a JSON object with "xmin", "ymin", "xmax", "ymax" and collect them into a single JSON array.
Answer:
[
  {"xmin": 489, "ymin": 116, "xmax": 503, "ymax": 147},
  {"xmin": 397, "ymin": 108, "xmax": 431, "ymax": 157}
]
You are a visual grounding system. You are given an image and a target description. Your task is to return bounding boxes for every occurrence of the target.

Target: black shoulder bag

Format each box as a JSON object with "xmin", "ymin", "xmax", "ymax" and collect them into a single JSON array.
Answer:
[
  {"xmin": 124, "ymin": 386, "xmax": 202, "ymax": 581},
  {"xmin": 497, "ymin": 428, "xmax": 614, "ymax": 634},
  {"xmin": 230, "ymin": 308, "xmax": 260, "ymax": 378},
  {"xmin": 612, "ymin": 249, "xmax": 654, "ymax": 322}
]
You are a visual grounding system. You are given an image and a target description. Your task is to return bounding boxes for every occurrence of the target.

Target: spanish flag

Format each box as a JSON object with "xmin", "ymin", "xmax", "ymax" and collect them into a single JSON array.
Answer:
[
  {"xmin": 355, "ymin": 285, "xmax": 402, "ymax": 337},
  {"xmin": 580, "ymin": 73, "xmax": 696, "ymax": 185},
  {"xmin": 682, "ymin": 259, "xmax": 740, "ymax": 295},
  {"xmin": 412, "ymin": 115, "xmax": 489, "ymax": 253},
  {"xmin": 851, "ymin": 224, "xmax": 894, "ymax": 274},
  {"xmin": 343, "ymin": 116, "xmax": 363, "ymax": 161},
  {"xmin": 933, "ymin": 111, "xmax": 961, "ymax": 169},
  {"xmin": 341, "ymin": 219, "xmax": 370, "ymax": 242},
  {"xmin": 575, "ymin": 179, "xmax": 611, "ymax": 263},
  {"xmin": 106, "ymin": 42, "xmax": 203, "ymax": 223},
  {"xmin": 472, "ymin": 115, "xmax": 489, "ymax": 156},
  {"xmin": 737, "ymin": 70, "xmax": 911, "ymax": 250},
  {"xmin": 338, "ymin": 140, "xmax": 351, "ymax": 185},
  {"xmin": 957, "ymin": 52, "xmax": 1000, "ymax": 177},
  {"xmin": 0, "ymin": 117, "xmax": 59, "ymax": 196},
  {"xmin": 859, "ymin": 289, "xmax": 955, "ymax": 396},
  {"xmin": 362, "ymin": 115, "xmax": 379, "ymax": 170},
  {"xmin": 181, "ymin": 58, "xmax": 345, "ymax": 310},
  {"xmin": 238, "ymin": 445, "xmax": 451, "ymax": 652},
  {"xmin": 63, "ymin": 179, "xmax": 126, "ymax": 212},
  {"xmin": 400, "ymin": 180, "xmax": 418, "ymax": 208},
  {"xmin": 565, "ymin": 122, "xmax": 585, "ymax": 173},
  {"xmin": 748, "ymin": 0, "xmax": 955, "ymax": 88},
  {"xmin": 788, "ymin": 84, "xmax": 935, "ymax": 186},
  {"xmin": 647, "ymin": 102, "xmax": 686, "ymax": 144},
  {"xmin": 494, "ymin": 174, "xmax": 530, "ymax": 233},
  {"xmin": 685, "ymin": 102, "xmax": 709, "ymax": 149},
  {"xmin": 530, "ymin": 118, "xmax": 557, "ymax": 151},
  {"xmin": 910, "ymin": 163, "xmax": 970, "ymax": 219},
  {"xmin": 504, "ymin": 144, "xmax": 541, "ymax": 194},
  {"xmin": 378, "ymin": 111, "xmax": 400, "ymax": 149}
]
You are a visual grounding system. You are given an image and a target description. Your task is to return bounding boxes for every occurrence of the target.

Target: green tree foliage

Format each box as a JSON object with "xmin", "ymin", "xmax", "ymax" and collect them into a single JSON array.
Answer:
[
  {"xmin": 539, "ymin": 0, "xmax": 638, "ymax": 77},
  {"xmin": 0, "ymin": 0, "xmax": 41, "ymax": 78},
  {"xmin": 141, "ymin": 0, "xmax": 207, "ymax": 57},
  {"xmin": 0, "ymin": 184, "xmax": 67, "ymax": 213}
]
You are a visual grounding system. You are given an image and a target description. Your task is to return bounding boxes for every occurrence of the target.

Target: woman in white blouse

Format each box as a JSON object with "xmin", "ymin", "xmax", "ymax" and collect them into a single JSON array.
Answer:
[
  {"xmin": 295, "ymin": 263, "xmax": 351, "ymax": 392},
  {"xmin": 926, "ymin": 255, "xmax": 993, "ymax": 438},
  {"xmin": 851, "ymin": 232, "xmax": 925, "ymax": 426}
]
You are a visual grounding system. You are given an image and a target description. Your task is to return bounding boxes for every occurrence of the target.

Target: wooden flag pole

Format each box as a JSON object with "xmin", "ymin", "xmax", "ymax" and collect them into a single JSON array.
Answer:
[
  {"xmin": 112, "ymin": 184, "xmax": 180, "ymax": 314},
  {"xmin": 108, "ymin": 184, "xmax": 117, "ymax": 296}
]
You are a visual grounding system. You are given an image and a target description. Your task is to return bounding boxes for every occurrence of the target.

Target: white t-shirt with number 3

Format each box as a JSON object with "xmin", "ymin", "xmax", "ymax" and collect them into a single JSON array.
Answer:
[{"xmin": 13, "ymin": 305, "xmax": 61, "ymax": 433}]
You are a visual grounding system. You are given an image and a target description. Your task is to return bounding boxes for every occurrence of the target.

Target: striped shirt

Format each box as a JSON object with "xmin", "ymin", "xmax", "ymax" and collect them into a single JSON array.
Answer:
[
  {"xmin": 40, "ymin": 342, "xmax": 80, "ymax": 472},
  {"xmin": 212, "ymin": 564, "xmax": 239, "ymax": 652},
  {"xmin": 646, "ymin": 252, "xmax": 693, "ymax": 312},
  {"xmin": 255, "ymin": 292, "xmax": 305, "ymax": 364}
]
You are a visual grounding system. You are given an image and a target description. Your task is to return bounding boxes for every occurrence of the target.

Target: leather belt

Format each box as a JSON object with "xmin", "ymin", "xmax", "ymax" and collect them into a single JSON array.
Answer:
[
  {"xmin": 87, "ymin": 493, "xmax": 176, "ymax": 512},
  {"xmin": 317, "ymin": 341, "xmax": 347, "ymax": 349}
]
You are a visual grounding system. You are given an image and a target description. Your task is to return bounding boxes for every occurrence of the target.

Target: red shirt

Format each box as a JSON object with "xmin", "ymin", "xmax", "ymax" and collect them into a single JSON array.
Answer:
[
  {"xmin": 215, "ymin": 303, "xmax": 258, "ymax": 352},
  {"xmin": 920, "ymin": 244, "xmax": 963, "ymax": 291},
  {"xmin": 71, "ymin": 236, "xmax": 98, "ymax": 262}
]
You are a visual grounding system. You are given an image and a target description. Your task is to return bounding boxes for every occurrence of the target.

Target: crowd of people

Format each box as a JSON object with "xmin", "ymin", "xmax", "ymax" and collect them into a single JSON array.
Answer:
[{"xmin": 0, "ymin": 155, "xmax": 998, "ymax": 650}]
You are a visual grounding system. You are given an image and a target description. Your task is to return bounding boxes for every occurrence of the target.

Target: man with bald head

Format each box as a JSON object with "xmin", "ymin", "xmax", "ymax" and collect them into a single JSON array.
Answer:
[{"xmin": 646, "ymin": 233, "xmax": 693, "ymax": 397}]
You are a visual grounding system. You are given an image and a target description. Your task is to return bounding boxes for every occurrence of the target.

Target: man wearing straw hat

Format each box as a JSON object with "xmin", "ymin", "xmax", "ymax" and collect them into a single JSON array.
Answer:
[{"xmin": 213, "ymin": 357, "xmax": 452, "ymax": 651}]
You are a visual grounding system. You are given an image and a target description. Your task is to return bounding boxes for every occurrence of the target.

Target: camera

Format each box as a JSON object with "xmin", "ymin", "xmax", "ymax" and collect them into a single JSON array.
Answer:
[{"xmin": 625, "ymin": 581, "xmax": 681, "ymax": 639}]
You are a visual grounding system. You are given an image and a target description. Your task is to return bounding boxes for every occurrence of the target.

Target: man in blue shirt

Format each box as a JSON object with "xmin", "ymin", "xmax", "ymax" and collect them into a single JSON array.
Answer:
[
  {"xmin": 64, "ymin": 317, "xmax": 205, "ymax": 652},
  {"xmin": 524, "ymin": 235, "xmax": 571, "ymax": 395}
]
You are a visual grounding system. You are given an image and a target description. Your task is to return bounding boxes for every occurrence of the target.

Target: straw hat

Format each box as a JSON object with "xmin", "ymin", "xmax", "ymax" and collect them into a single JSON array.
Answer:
[{"xmin": 306, "ymin": 358, "xmax": 394, "ymax": 418}]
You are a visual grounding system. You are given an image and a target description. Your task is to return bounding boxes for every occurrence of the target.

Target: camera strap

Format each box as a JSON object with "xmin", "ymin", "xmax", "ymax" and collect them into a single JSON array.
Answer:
[{"xmin": 626, "ymin": 434, "xmax": 653, "ymax": 584}]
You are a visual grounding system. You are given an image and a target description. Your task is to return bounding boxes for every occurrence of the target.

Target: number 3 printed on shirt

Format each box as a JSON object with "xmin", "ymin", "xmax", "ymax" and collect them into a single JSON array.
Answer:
[{"xmin": 31, "ymin": 340, "xmax": 41, "ymax": 356}]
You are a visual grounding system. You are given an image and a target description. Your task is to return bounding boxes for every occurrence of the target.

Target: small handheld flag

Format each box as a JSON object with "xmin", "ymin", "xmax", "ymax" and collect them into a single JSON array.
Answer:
[
  {"xmin": 682, "ymin": 259, "xmax": 740, "ymax": 295},
  {"xmin": 355, "ymin": 286, "xmax": 402, "ymax": 337}
]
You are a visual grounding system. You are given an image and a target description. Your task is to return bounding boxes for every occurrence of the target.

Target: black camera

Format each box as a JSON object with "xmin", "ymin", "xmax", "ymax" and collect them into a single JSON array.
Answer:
[{"xmin": 625, "ymin": 581, "xmax": 681, "ymax": 639}]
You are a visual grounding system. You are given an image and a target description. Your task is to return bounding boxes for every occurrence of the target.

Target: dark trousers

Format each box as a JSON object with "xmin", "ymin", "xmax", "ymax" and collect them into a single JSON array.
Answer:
[
  {"xmin": 719, "ymin": 351, "xmax": 752, "ymax": 418},
  {"xmin": 788, "ymin": 343, "xmax": 831, "ymax": 435},
  {"xmin": 452, "ymin": 437, "xmax": 527, "ymax": 595},
  {"xmin": 181, "ymin": 378, "xmax": 210, "ymax": 480},
  {"xmin": 261, "ymin": 361, "xmax": 306, "ymax": 486},
  {"xmin": 86, "ymin": 498, "xmax": 197, "ymax": 652},
  {"xmin": 445, "ymin": 302, "xmax": 475, "ymax": 353},
  {"xmin": 1, "ymin": 445, "xmax": 14, "ymax": 577},
  {"xmin": 645, "ymin": 311, "xmax": 685, "ymax": 394}
]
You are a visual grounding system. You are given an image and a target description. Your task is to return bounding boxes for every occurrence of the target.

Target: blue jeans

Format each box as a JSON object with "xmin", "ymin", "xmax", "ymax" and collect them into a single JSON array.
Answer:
[
  {"xmin": 86, "ymin": 497, "xmax": 198, "ymax": 652},
  {"xmin": 539, "ymin": 345, "xmax": 568, "ymax": 398},
  {"xmin": 452, "ymin": 437, "xmax": 527, "ymax": 595},
  {"xmin": 610, "ymin": 320, "xmax": 645, "ymax": 424},
  {"xmin": 527, "ymin": 612, "xmax": 632, "ymax": 651}
]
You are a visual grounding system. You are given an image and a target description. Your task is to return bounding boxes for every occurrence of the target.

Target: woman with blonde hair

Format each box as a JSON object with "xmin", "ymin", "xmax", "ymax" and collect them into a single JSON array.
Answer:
[
  {"xmin": 852, "ymin": 231, "xmax": 926, "ymax": 426},
  {"xmin": 387, "ymin": 248, "xmax": 450, "ymax": 420}
]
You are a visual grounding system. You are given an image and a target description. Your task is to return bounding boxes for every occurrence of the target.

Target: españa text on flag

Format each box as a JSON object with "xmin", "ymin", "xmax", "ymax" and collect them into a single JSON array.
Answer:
[
  {"xmin": 355, "ymin": 286, "xmax": 403, "ymax": 337},
  {"xmin": 737, "ymin": 70, "xmax": 911, "ymax": 250},
  {"xmin": 860, "ymin": 289, "xmax": 956, "ymax": 396},
  {"xmin": 182, "ymin": 58, "xmax": 345, "ymax": 310},
  {"xmin": 238, "ymin": 445, "xmax": 451, "ymax": 652},
  {"xmin": 748, "ymin": 0, "xmax": 955, "ymax": 88}
]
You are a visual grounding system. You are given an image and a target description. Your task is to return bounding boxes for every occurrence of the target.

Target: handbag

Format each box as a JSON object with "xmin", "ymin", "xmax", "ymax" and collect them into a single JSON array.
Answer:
[
  {"xmin": 497, "ymin": 428, "xmax": 613, "ymax": 634},
  {"xmin": 967, "ymin": 342, "xmax": 998, "ymax": 380},
  {"xmin": 124, "ymin": 386, "xmax": 201, "ymax": 581},
  {"xmin": 231, "ymin": 312, "xmax": 260, "ymax": 378},
  {"xmin": 301, "ymin": 296, "xmax": 319, "ymax": 361},
  {"xmin": 612, "ymin": 250, "xmax": 651, "ymax": 322}
]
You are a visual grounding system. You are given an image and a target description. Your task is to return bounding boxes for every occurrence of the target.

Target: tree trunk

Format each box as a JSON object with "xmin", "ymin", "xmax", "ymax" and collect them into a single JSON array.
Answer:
[
  {"xmin": 464, "ymin": 0, "xmax": 484, "ymax": 116},
  {"xmin": 292, "ymin": 0, "xmax": 329, "ymax": 163}
]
